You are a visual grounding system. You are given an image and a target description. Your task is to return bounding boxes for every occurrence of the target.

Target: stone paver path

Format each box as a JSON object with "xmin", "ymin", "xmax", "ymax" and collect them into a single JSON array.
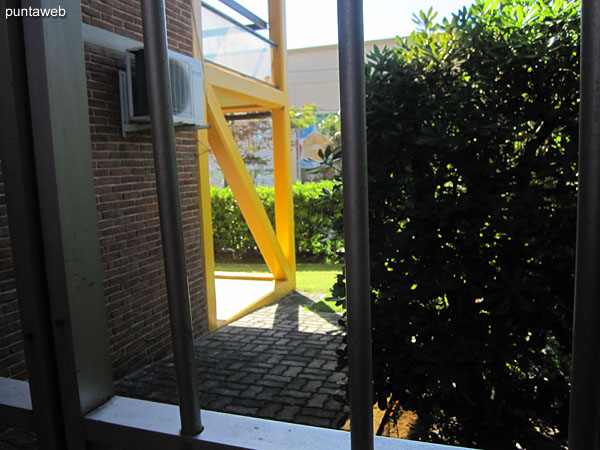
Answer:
[
  {"xmin": 115, "ymin": 291, "xmax": 349, "ymax": 428},
  {"xmin": 0, "ymin": 291, "xmax": 349, "ymax": 448}
]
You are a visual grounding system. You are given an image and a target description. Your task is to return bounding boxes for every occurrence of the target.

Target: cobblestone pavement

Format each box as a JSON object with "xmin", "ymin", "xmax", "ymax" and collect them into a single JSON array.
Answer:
[
  {"xmin": 0, "ymin": 291, "xmax": 348, "ymax": 449},
  {"xmin": 115, "ymin": 290, "xmax": 349, "ymax": 429},
  {"xmin": 0, "ymin": 428, "xmax": 35, "ymax": 450}
]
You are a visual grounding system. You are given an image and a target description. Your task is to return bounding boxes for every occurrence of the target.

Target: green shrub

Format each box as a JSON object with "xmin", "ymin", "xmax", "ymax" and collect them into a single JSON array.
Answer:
[
  {"xmin": 211, "ymin": 181, "xmax": 343, "ymax": 263},
  {"xmin": 335, "ymin": 0, "xmax": 579, "ymax": 448}
]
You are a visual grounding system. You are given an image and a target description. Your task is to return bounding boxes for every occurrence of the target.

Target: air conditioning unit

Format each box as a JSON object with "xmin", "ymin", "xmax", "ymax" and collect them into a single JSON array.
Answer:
[{"xmin": 119, "ymin": 48, "xmax": 206, "ymax": 136}]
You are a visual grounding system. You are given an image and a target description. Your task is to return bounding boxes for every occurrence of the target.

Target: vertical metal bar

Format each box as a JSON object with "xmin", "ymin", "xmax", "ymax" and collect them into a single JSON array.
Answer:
[
  {"xmin": 218, "ymin": 0, "xmax": 268, "ymax": 30},
  {"xmin": 337, "ymin": 1, "xmax": 374, "ymax": 449},
  {"xmin": 140, "ymin": 0, "xmax": 203, "ymax": 436},
  {"xmin": 0, "ymin": 1, "xmax": 66, "ymax": 448},
  {"xmin": 568, "ymin": 0, "xmax": 600, "ymax": 448}
]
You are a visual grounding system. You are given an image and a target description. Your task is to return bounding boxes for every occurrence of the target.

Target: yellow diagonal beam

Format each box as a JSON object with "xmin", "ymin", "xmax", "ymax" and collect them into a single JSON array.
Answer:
[
  {"xmin": 205, "ymin": 84, "xmax": 291, "ymax": 282},
  {"xmin": 205, "ymin": 62, "xmax": 287, "ymax": 109}
]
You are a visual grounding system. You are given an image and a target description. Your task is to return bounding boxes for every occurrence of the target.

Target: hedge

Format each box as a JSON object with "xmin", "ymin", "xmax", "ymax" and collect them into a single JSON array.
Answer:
[
  {"xmin": 332, "ymin": 0, "xmax": 579, "ymax": 448},
  {"xmin": 211, "ymin": 181, "xmax": 343, "ymax": 263}
]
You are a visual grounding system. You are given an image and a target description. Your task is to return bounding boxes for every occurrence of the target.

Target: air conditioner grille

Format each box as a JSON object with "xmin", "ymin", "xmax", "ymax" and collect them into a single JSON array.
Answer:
[
  {"xmin": 120, "ymin": 47, "xmax": 206, "ymax": 136},
  {"xmin": 169, "ymin": 59, "xmax": 191, "ymax": 116}
]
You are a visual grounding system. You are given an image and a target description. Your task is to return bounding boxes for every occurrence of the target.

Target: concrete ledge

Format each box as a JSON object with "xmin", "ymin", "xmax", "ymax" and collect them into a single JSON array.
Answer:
[
  {"xmin": 0, "ymin": 381, "xmax": 475, "ymax": 449},
  {"xmin": 84, "ymin": 396, "xmax": 474, "ymax": 450},
  {"xmin": 0, "ymin": 378, "xmax": 34, "ymax": 430},
  {"xmin": 81, "ymin": 23, "xmax": 141, "ymax": 53}
]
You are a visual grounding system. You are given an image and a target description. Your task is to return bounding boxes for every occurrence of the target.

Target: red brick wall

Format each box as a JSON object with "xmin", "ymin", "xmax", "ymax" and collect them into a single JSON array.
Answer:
[
  {"xmin": 82, "ymin": 0, "xmax": 207, "ymax": 377},
  {"xmin": 0, "ymin": 0, "xmax": 207, "ymax": 380},
  {"xmin": 80, "ymin": 0, "xmax": 193, "ymax": 55},
  {"xmin": 0, "ymin": 164, "xmax": 26, "ymax": 380}
]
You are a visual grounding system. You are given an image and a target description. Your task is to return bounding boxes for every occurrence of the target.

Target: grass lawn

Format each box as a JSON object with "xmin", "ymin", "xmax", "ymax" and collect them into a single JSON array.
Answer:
[
  {"xmin": 214, "ymin": 262, "xmax": 343, "ymax": 293},
  {"xmin": 215, "ymin": 261, "xmax": 345, "ymax": 314}
]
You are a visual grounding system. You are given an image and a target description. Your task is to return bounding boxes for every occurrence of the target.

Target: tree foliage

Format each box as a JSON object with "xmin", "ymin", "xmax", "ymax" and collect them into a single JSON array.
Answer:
[
  {"xmin": 229, "ymin": 118, "xmax": 272, "ymax": 168},
  {"xmin": 289, "ymin": 103, "xmax": 318, "ymax": 130},
  {"xmin": 336, "ymin": 0, "xmax": 580, "ymax": 447}
]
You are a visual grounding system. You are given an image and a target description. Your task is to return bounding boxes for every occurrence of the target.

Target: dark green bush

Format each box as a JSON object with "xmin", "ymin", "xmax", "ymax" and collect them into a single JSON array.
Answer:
[
  {"xmin": 211, "ymin": 181, "xmax": 343, "ymax": 262},
  {"xmin": 292, "ymin": 181, "xmax": 344, "ymax": 261},
  {"xmin": 336, "ymin": 0, "xmax": 579, "ymax": 448}
]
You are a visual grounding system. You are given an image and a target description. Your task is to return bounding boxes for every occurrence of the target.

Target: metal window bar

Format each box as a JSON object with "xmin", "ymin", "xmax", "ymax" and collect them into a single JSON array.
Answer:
[
  {"xmin": 202, "ymin": 2, "xmax": 276, "ymax": 47},
  {"xmin": 0, "ymin": 1, "xmax": 115, "ymax": 449},
  {"xmin": 337, "ymin": 1, "xmax": 374, "ymax": 449},
  {"xmin": 568, "ymin": 0, "xmax": 600, "ymax": 448},
  {"xmin": 217, "ymin": 0, "xmax": 268, "ymax": 30},
  {"xmin": 0, "ymin": 3, "xmax": 66, "ymax": 447},
  {"xmin": 140, "ymin": 0, "xmax": 203, "ymax": 436}
]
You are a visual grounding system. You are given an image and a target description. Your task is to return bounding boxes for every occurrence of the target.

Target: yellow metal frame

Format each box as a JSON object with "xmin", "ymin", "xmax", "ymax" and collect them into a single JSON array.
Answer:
[{"xmin": 192, "ymin": 0, "xmax": 295, "ymax": 331}]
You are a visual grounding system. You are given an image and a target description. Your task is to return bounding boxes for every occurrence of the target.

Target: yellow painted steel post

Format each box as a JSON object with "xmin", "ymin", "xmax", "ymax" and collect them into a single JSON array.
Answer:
[
  {"xmin": 271, "ymin": 109, "xmax": 295, "ymax": 286},
  {"xmin": 196, "ymin": 132, "xmax": 218, "ymax": 331},
  {"xmin": 269, "ymin": 0, "xmax": 286, "ymax": 93},
  {"xmin": 269, "ymin": 0, "xmax": 296, "ymax": 288},
  {"xmin": 192, "ymin": 2, "xmax": 218, "ymax": 331}
]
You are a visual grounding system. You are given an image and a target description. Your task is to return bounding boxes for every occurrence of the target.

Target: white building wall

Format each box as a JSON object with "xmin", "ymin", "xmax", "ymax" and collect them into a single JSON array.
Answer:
[{"xmin": 287, "ymin": 38, "xmax": 398, "ymax": 113}]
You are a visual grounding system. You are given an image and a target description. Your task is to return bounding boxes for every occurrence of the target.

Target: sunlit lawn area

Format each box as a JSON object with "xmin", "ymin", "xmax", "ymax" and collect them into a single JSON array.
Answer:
[
  {"xmin": 214, "ymin": 262, "xmax": 342, "ymax": 293},
  {"xmin": 214, "ymin": 262, "xmax": 345, "ymax": 313}
]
